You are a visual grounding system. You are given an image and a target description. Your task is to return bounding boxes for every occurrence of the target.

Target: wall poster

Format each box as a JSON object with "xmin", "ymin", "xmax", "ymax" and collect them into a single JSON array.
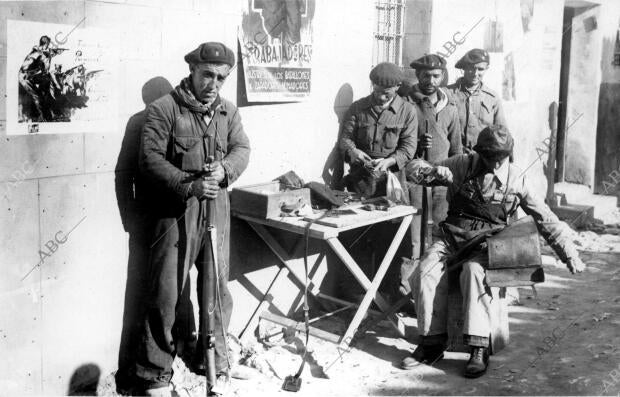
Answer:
[
  {"xmin": 239, "ymin": 0, "xmax": 315, "ymax": 102},
  {"xmin": 6, "ymin": 19, "xmax": 119, "ymax": 135}
]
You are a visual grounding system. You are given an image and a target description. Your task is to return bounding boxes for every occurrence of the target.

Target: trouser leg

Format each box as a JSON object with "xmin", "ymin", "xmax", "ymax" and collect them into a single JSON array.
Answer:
[
  {"xmin": 116, "ymin": 218, "xmax": 152, "ymax": 388},
  {"xmin": 136, "ymin": 202, "xmax": 203, "ymax": 388},
  {"xmin": 410, "ymin": 240, "xmax": 450, "ymax": 345},
  {"xmin": 460, "ymin": 255, "xmax": 491, "ymax": 347}
]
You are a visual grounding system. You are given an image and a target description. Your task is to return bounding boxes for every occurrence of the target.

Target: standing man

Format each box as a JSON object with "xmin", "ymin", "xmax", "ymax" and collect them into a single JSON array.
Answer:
[
  {"xmin": 447, "ymin": 49, "xmax": 506, "ymax": 153},
  {"xmin": 340, "ymin": 62, "xmax": 418, "ymax": 196},
  {"xmin": 338, "ymin": 62, "xmax": 417, "ymax": 300},
  {"xmin": 135, "ymin": 42, "xmax": 250, "ymax": 396},
  {"xmin": 401, "ymin": 125, "xmax": 585, "ymax": 377},
  {"xmin": 401, "ymin": 54, "xmax": 462, "ymax": 259}
]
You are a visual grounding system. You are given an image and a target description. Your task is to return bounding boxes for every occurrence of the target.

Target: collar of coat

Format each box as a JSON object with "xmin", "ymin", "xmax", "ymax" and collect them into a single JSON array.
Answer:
[
  {"xmin": 455, "ymin": 78, "xmax": 496, "ymax": 98},
  {"xmin": 359, "ymin": 93, "xmax": 406, "ymax": 114},
  {"xmin": 409, "ymin": 85, "xmax": 451, "ymax": 113},
  {"xmin": 172, "ymin": 77, "xmax": 227, "ymax": 115}
]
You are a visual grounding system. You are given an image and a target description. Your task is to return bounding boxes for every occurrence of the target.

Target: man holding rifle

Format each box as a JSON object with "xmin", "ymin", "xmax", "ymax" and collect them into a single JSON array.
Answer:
[
  {"xmin": 398, "ymin": 54, "xmax": 462, "ymax": 308},
  {"xmin": 134, "ymin": 42, "xmax": 250, "ymax": 396}
]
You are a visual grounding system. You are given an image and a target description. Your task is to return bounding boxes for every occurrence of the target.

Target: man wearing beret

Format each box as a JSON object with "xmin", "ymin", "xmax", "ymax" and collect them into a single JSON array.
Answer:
[
  {"xmin": 338, "ymin": 62, "xmax": 417, "ymax": 299},
  {"xmin": 133, "ymin": 42, "xmax": 250, "ymax": 396},
  {"xmin": 401, "ymin": 54, "xmax": 462, "ymax": 259},
  {"xmin": 401, "ymin": 125, "xmax": 585, "ymax": 377},
  {"xmin": 447, "ymin": 49, "xmax": 507, "ymax": 152}
]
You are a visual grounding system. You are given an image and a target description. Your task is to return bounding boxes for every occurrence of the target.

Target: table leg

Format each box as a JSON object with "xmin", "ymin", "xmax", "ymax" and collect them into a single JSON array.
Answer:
[
  {"xmin": 328, "ymin": 215, "xmax": 413, "ymax": 348},
  {"xmin": 238, "ymin": 266, "xmax": 288, "ymax": 340},
  {"xmin": 247, "ymin": 222, "xmax": 322, "ymax": 296}
]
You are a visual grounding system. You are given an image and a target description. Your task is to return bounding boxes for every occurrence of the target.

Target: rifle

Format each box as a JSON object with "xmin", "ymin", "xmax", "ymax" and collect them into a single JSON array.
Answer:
[
  {"xmin": 420, "ymin": 120, "xmax": 433, "ymax": 256},
  {"xmin": 202, "ymin": 155, "xmax": 219, "ymax": 395}
]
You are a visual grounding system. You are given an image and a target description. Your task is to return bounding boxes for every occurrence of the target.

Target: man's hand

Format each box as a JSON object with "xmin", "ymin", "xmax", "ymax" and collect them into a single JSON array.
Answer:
[
  {"xmin": 190, "ymin": 179, "xmax": 220, "ymax": 199},
  {"xmin": 433, "ymin": 166, "xmax": 453, "ymax": 184},
  {"xmin": 419, "ymin": 133, "xmax": 432, "ymax": 150},
  {"xmin": 190, "ymin": 161, "xmax": 226, "ymax": 200},
  {"xmin": 566, "ymin": 257, "xmax": 586, "ymax": 274},
  {"xmin": 372, "ymin": 157, "xmax": 396, "ymax": 172},
  {"xmin": 204, "ymin": 161, "xmax": 225, "ymax": 184},
  {"xmin": 350, "ymin": 148, "xmax": 372, "ymax": 165}
]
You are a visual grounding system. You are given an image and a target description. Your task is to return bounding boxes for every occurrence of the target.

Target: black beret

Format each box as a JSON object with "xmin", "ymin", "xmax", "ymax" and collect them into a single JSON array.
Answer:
[
  {"xmin": 369, "ymin": 62, "xmax": 403, "ymax": 87},
  {"xmin": 184, "ymin": 42, "xmax": 235, "ymax": 67},
  {"xmin": 410, "ymin": 54, "xmax": 446, "ymax": 70},
  {"xmin": 473, "ymin": 125, "xmax": 514, "ymax": 157},
  {"xmin": 455, "ymin": 48, "xmax": 490, "ymax": 69}
]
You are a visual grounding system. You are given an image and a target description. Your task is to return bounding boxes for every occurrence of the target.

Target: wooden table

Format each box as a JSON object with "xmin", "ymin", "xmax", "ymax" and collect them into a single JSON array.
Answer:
[{"xmin": 234, "ymin": 204, "xmax": 415, "ymax": 352}]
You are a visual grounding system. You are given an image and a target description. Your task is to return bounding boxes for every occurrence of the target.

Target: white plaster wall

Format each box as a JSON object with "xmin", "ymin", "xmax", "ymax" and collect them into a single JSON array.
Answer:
[
  {"xmin": 0, "ymin": 0, "xmax": 375, "ymax": 394},
  {"xmin": 428, "ymin": 0, "xmax": 565, "ymax": 194}
]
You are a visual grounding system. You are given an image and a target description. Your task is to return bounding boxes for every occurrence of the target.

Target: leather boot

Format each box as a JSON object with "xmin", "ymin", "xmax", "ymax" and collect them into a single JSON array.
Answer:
[
  {"xmin": 464, "ymin": 346, "xmax": 489, "ymax": 378},
  {"xmin": 401, "ymin": 344, "xmax": 444, "ymax": 369}
]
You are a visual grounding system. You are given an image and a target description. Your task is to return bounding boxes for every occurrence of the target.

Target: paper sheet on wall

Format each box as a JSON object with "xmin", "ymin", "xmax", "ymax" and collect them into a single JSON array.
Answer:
[
  {"xmin": 239, "ymin": 0, "xmax": 315, "ymax": 102},
  {"xmin": 6, "ymin": 19, "xmax": 119, "ymax": 135}
]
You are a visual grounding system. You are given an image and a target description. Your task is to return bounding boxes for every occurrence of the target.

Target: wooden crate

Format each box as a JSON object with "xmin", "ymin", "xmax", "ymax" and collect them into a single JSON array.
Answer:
[{"xmin": 231, "ymin": 181, "xmax": 311, "ymax": 219}]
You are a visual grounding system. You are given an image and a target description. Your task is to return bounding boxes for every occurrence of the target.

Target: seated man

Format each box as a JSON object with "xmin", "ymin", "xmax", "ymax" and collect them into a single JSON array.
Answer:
[{"xmin": 401, "ymin": 125, "xmax": 585, "ymax": 378}]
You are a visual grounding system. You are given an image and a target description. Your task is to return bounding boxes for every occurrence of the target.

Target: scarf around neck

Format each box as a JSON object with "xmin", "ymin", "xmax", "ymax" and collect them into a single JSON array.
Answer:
[{"xmin": 172, "ymin": 77, "xmax": 220, "ymax": 115}]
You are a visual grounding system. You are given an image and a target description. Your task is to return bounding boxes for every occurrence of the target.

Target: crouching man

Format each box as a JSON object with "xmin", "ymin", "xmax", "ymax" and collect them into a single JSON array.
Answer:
[{"xmin": 401, "ymin": 125, "xmax": 585, "ymax": 378}]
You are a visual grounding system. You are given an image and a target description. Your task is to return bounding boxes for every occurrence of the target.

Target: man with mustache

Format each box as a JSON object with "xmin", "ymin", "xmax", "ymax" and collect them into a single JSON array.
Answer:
[
  {"xmin": 447, "ymin": 49, "xmax": 507, "ymax": 153},
  {"xmin": 400, "ymin": 54, "xmax": 462, "ymax": 259},
  {"xmin": 401, "ymin": 125, "xmax": 585, "ymax": 377},
  {"xmin": 134, "ymin": 42, "xmax": 250, "ymax": 396}
]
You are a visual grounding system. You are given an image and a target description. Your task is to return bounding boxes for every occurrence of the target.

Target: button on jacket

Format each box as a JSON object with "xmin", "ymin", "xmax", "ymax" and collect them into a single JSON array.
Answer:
[
  {"xmin": 447, "ymin": 78, "xmax": 506, "ymax": 151},
  {"xmin": 339, "ymin": 94, "xmax": 417, "ymax": 170}
]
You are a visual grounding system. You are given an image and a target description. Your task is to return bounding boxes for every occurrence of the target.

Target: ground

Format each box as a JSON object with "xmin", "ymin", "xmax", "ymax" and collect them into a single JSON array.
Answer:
[{"xmin": 99, "ymin": 222, "xmax": 620, "ymax": 396}]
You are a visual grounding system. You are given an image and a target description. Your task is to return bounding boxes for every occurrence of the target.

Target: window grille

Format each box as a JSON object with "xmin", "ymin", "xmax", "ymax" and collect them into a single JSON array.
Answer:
[{"xmin": 373, "ymin": 0, "xmax": 405, "ymax": 66}]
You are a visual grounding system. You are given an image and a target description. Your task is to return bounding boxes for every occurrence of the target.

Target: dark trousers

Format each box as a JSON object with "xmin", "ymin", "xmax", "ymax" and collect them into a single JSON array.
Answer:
[{"xmin": 135, "ymin": 193, "xmax": 232, "ymax": 389}]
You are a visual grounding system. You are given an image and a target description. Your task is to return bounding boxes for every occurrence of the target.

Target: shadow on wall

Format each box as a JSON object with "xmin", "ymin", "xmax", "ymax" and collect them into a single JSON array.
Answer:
[
  {"xmin": 67, "ymin": 363, "xmax": 100, "ymax": 396},
  {"xmin": 113, "ymin": 76, "xmax": 174, "ymax": 390},
  {"xmin": 321, "ymin": 83, "xmax": 353, "ymax": 189}
]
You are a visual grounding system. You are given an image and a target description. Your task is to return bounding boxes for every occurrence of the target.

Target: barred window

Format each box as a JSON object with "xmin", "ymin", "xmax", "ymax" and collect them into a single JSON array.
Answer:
[{"xmin": 373, "ymin": 0, "xmax": 405, "ymax": 66}]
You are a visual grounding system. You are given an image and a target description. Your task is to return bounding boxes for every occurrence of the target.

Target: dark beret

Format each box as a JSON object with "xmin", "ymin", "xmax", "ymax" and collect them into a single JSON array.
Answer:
[
  {"xmin": 410, "ymin": 54, "xmax": 446, "ymax": 70},
  {"xmin": 473, "ymin": 125, "xmax": 514, "ymax": 157},
  {"xmin": 184, "ymin": 42, "xmax": 235, "ymax": 67},
  {"xmin": 455, "ymin": 48, "xmax": 490, "ymax": 69},
  {"xmin": 369, "ymin": 62, "xmax": 403, "ymax": 87}
]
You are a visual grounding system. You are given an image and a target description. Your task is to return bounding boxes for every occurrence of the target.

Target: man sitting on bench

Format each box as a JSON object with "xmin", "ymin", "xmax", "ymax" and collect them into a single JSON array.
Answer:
[{"xmin": 400, "ymin": 125, "xmax": 585, "ymax": 377}]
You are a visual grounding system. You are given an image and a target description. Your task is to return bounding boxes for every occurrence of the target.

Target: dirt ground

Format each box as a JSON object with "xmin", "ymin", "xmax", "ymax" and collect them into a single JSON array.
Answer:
[{"xmin": 99, "ymin": 226, "xmax": 620, "ymax": 397}]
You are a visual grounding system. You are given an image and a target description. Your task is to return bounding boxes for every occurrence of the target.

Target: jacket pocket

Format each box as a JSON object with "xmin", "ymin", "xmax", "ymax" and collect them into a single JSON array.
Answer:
[
  {"xmin": 355, "ymin": 122, "xmax": 375, "ymax": 150},
  {"xmin": 173, "ymin": 136, "xmax": 202, "ymax": 171},
  {"xmin": 382, "ymin": 125, "xmax": 402, "ymax": 150},
  {"xmin": 477, "ymin": 100, "xmax": 494, "ymax": 125}
]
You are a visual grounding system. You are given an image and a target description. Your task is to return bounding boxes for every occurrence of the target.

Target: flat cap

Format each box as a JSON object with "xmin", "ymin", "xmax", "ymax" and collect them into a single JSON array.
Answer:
[
  {"xmin": 473, "ymin": 125, "xmax": 514, "ymax": 157},
  {"xmin": 455, "ymin": 48, "xmax": 490, "ymax": 69},
  {"xmin": 369, "ymin": 62, "xmax": 403, "ymax": 87},
  {"xmin": 184, "ymin": 42, "xmax": 235, "ymax": 67},
  {"xmin": 410, "ymin": 54, "xmax": 446, "ymax": 70}
]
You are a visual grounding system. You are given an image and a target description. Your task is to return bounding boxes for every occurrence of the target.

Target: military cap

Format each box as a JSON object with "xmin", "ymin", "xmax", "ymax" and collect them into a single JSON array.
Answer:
[
  {"xmin": 410, "ymin": 54, "xmax": 447, "ymax": 70},
  {"xmin": 369, "ymin": 62, "xmax": 404, "ymax": 87},
  {"xmin": 455, "ymin": 48, "xmax": 490, "ymax": 69},
  {"xmin": 184, "ymin": 42, "xmax": 235, "ymax": 67},
  {"xmin": 473, "ymin": 125, "xmax": 514, "ymax": 157}
]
